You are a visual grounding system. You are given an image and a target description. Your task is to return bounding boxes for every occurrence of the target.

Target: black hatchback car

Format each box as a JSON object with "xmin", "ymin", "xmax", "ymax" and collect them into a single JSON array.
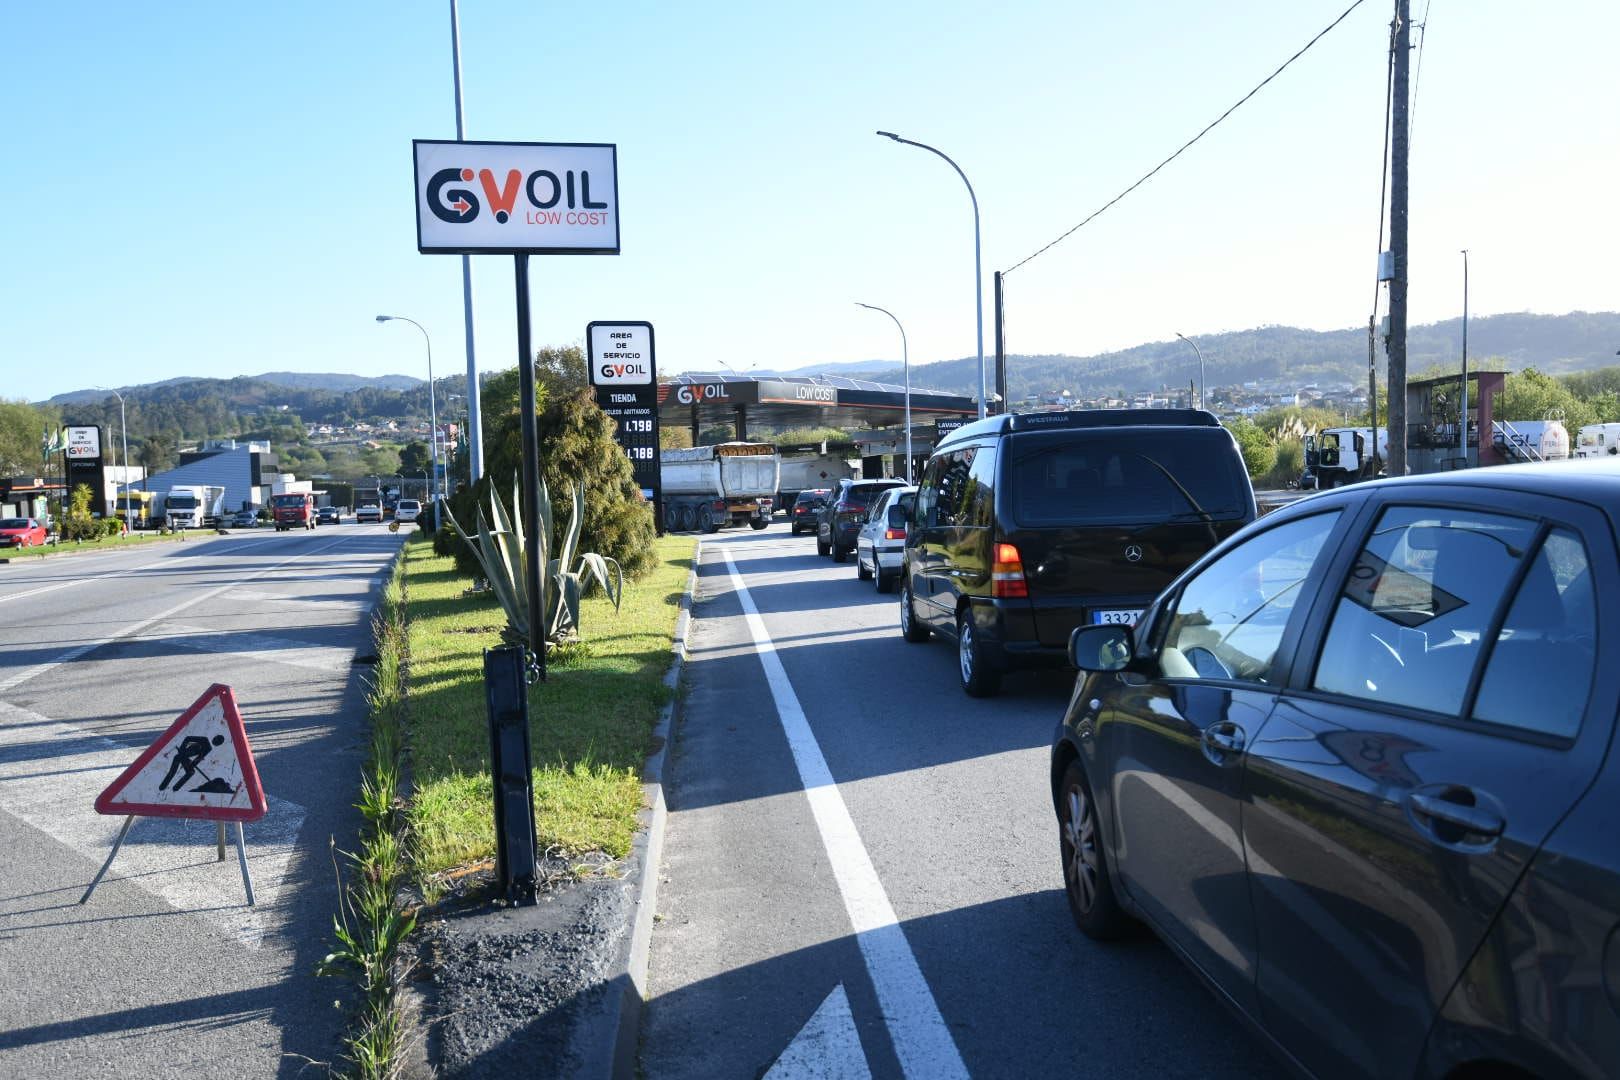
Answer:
[
  {"xmin": 900, "ymin": 409, "xmax": 1255, "ymax": 695},
  {"xmin": 817, "ymin": 478, "xmax": 906, "ymax": 561},
  {"xmin": 1055, "ymin": 459, "xmax": 1620, "ymax": 1079}
]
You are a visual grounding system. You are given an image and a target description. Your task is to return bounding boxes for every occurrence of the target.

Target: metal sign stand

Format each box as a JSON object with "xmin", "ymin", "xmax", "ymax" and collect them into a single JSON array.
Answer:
[{"xmin": 80, "ymin": 815, "xmax": 256, "ymax": 906}]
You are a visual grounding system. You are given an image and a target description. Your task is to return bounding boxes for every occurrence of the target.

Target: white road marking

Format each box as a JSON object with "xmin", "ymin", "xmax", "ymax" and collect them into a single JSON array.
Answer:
[
  {"xmin": 0, "ymin": 556, "xmax": 175, "ymax": 605},
  {"xmin": 0, "ymin": 533, "xmax": 359, "ymax": 696},
  {"xmin": 765, "ymin": 984, "xmax": 873, "ymax": 1080},
  {"xmin": 720, "ymin": 548, "xmax": 969, "ymax": 1080},
  {"xmin": 0, "ymin": 700, "xmax": 305, "ymax": 948}
]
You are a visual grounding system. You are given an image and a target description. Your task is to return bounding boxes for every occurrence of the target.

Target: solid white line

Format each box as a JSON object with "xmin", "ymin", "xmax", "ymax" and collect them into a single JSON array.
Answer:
[
  {"xmin": 719, "ymin": 547, "xmax": 969, "ymax": 1080},
  {"xmin": 0, "ymin": 533, "xmax": 363, "ymax": 696}
]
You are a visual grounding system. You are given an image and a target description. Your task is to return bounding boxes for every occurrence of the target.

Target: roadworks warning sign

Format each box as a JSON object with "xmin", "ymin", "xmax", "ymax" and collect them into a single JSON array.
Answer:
[{"xmin": 94, "ymin": 684, "xmax": 268, "ymax": 822}]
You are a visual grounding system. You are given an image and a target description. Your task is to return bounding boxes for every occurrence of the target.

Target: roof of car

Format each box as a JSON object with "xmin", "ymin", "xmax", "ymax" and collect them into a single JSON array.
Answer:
[
  {"xmin": 935, "ymin": 408, "xmax": 1221, "ymax": 451},
  {"xmin": 1288, "ymin": 457, "xmax": 1620, "ymax": 515}
]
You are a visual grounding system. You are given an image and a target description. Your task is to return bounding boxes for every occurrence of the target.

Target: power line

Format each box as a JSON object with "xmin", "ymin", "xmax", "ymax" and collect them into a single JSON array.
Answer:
[
  {"xmin": 1005, "ymin": 0, "xmax": 1371, "ymax": 276},
  {"xmin": 1409, "ymin": 0, "xmax": 1434, "ymax": 145}
]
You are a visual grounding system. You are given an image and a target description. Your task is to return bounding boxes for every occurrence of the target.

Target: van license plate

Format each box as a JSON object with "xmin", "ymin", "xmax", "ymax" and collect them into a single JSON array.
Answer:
[{"xmin": 1092, "ymin": 609, "xmax": 1140, "ymax": 625}]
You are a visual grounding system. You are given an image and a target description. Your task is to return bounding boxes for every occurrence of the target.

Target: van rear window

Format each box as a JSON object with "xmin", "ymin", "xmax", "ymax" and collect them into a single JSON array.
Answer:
[{"xmin": 1008, "ymin": 429, "xmax": 1251, "ymax": 526}]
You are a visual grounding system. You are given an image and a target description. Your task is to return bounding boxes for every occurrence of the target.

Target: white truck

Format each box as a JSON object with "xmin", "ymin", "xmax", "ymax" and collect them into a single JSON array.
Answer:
[
  {"xmin": 1300, "ymin": 427, "xmax": 1388, "ymax": 489},
  {"xmin": 660, "ymin": 442, "xmax": 779, "ymax": 533},
  {"xmin": 1573, "ymin": 422, "xmax": 1620, "ymax": 459},
  {"xmin": 777, "ymin": 450, "xmax": 856, "ymax": 512},
  {"xmin": 165, "ymin": 484, "xmax": 226, "ymax": 529},
  {"xmin": 1493, "ymin": 419, "xmax": 1569, "ymax": 463}
]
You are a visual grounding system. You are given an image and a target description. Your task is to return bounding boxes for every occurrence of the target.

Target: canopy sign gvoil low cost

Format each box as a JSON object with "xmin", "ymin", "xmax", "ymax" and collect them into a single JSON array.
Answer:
[{"xmin": 414, "ymin": 140, "xmax": 619, "ymax": 255}]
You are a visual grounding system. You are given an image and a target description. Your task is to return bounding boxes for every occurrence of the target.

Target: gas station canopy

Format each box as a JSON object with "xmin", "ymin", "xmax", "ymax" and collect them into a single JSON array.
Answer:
[{"xmin": 659, "ymin": 372, "xmax": 976, "ymax": 437}]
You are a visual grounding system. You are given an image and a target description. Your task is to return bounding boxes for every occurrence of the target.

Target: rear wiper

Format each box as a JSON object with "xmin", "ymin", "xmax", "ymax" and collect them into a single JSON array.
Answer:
[{"xmin": 1131, "ymin": 454, "xmax": 1218, "ymax": 545}]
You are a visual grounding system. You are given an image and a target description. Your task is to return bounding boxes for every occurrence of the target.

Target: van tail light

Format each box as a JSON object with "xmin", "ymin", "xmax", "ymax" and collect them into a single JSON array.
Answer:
[
  {"xmin": 884, "ymin": 527, "xmax": 907, "ymax": 541},
  {"xmin": 712, "ymin": 500, "xmax": 726, "ymax": 511},
  {"xmin": 992, "ymin": 542, "xmax": 1029, "ymax": 598}
]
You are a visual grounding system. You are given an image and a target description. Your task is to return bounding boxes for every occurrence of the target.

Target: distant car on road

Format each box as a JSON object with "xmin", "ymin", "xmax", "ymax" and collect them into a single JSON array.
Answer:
[
  {"xmin": 855, "ymin": 485, "xmax": 915, "ymax": 592},
  {"xmin": 355, "ymin": 503, "xmax": 383, "ymax": 524},
  {"xmin": 789, "ymin": 489, "xmax": 830, "ymax": 535},
  {"xmin": 817, "ymin": 478, "xmax": 906, "ymax": 561},
  {"xmin": 394, "ymin": 499, "xmax": 422, "ymax": 524},
  {"xmin": 1055, "ymin": 458, "xmax": 1620, "ymax": 1080},
  {"xmin": 0, "ymin": 517, "xmax": 48, "ymax": 548},
  {"xmin": 231, "ymin": 509, "xmax": 260, "ymax": 529},
  {"xmin": 317, "ymin": 506, "xmax": 341, "ymax": 525}
]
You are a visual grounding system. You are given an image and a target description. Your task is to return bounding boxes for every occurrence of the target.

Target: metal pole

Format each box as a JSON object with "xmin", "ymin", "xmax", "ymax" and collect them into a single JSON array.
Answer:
[
  {"xmin": 97, "ymin": 388, "xmax": 129, "ymax": 524},
  {"xmin": 1460, "ymin": 249, "xmax": 1470, "ymax": 459},
  {"xmin": 856, "ymin": 303, "xmax": 911, "ymax": 481},
  {"xmin": 1387, "ymin": 0, "xmax": 1412, "ymax": 476},
  {"xmin": 377, "ymin": 316, "xmax": 442, "ymax": 531},
  {"xmin": 993, "ymin": 271, "xmax": 1006, "ymax": 415},
  {"xmin": 80, "ymin": 815, "xmax": 136, "ymax": 904},
  {"xmin": 451, "ymin": 0, "xmax": 484, "ymax": 485},
  {"xmin": 876, "ymin": 132, "xmax": 986, "ymax": 419},
  {"xmin": 514, "ymin": 254, "xmax": 546, "ymax": 680},
  {"xmin": 1176, "ymin": 334, "xmax": 1205, "ymax": 409},
  {"xmin": 235, "ymin": 821, "xmax": 256, "ymax": 906}
]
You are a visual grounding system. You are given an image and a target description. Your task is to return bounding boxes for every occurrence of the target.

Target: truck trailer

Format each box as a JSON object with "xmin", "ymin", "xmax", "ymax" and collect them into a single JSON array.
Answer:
[
  {"xmin": 777, "ymin": 451, "xmax": 856, "ymax": 512},
  {"xmin": 660, "ymin": 442, "xmax": 779, "ymax": 533},
  {"xmin": 165, "ymin": 484, "xmax": 226, "ymax": 529}
]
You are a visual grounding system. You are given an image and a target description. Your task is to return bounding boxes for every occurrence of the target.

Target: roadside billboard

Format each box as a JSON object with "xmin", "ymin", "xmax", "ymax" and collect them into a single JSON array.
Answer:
[
  {"xmin": 414, "ymin": 140, "xmax": 619, "ymax": 255},
  {"xmin": 587, "ymin": 321, "xmax": 660, "ymax": 528}
]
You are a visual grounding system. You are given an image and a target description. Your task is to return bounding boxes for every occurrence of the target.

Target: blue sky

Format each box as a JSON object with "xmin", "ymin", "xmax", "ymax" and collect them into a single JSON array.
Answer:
[{"xmin": 4, "ymin": 0, "xmax": 1617, "ymax": 404}]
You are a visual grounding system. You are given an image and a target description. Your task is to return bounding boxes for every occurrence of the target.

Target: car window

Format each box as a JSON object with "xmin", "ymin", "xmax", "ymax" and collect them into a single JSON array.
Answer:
[
  {"xmin": 1472, "ymin": 527, "xmax": 1596, "ymax": 738},
  {"xmin": 1160, "ymin": 511, "xmax": 1342, "ymax": 684},
  {"xmin": 1008, "ymin": 428, "xmax": 1250, "ymax": 527},
  {"xmin": 1313, "ymin": 506, "xmax": 1539, "ymax": 717},
  {"xmin": 934, "ymin": 450, "xmax": 975, "ymax": 526}
]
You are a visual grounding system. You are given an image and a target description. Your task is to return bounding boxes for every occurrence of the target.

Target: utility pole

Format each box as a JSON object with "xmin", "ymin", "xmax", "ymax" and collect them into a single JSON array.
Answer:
[
  {"xmin": 1368, "ymin": 317, "xmax": 1381, "ymax": 473},
  {"xmin": 993, "ymin": 271, "xmax": 1007, "ymax": 415},
  {"xmin": 451, "ymin": 0, "xmax": 484, "ymax": 485},
  {"xmin": 1386, "ymin": 0, "xmax": 1411, "ymax": 475},
  {"xmin": 1459, "ymin": 249, "xmax": 1470, "ymax": 460}
]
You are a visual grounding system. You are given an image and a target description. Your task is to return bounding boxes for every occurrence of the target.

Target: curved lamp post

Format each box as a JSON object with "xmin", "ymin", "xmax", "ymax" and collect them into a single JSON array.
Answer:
[
  {"xmin": 1175, "ymin": 332, "xmax": 1206, "ymax": 410},
  {"xmin": 94, "ymin": 386, "xmax": 130, "ymax": 526},
  {"xmin": 855, "ymin": 302, "xmax": 912, "ymax": 481},
  {"xmin": 376, "ymin": 315, "xmax": 443, "ymax": 532},
  {"xmin": 876, "ymin": 130, "xmax": 985, "ymax": 419}
]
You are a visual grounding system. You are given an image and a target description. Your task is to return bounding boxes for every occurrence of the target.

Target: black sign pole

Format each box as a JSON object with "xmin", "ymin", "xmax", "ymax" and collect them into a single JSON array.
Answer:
[{"xmin": 514, "ymin": 254, "xmax": 546, "ymax": 683}]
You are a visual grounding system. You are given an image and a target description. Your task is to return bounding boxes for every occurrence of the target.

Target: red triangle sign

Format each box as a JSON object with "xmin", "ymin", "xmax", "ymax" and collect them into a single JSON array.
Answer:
[{"xmin": 94, "ymin": 684, "xmax": 268, "ymax": 822}]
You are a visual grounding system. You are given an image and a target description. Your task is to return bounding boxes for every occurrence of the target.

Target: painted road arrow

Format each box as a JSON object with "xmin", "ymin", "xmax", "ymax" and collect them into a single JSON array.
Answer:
[{"xmin": 764, "ymin": 984, "xmax": 872, "ymax": 1080}]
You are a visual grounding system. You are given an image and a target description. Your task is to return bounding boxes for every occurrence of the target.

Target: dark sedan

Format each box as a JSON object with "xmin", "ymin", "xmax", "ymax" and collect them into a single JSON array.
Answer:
[{"xmin": 1053, "ymin": 459, "xmax": 1620, "ymax": 1079}]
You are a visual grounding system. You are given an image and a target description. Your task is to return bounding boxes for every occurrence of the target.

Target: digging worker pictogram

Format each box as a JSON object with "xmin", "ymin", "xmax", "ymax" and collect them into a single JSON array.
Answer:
[{"xmin": 159, "ymin": 734, "xmax": 224, "ymax": 792}]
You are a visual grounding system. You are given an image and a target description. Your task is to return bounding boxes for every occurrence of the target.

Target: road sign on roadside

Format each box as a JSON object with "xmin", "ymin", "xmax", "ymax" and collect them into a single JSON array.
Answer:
[{"xmin": 95, "ymin": 684, "xmax": 267, "ymax": 821}]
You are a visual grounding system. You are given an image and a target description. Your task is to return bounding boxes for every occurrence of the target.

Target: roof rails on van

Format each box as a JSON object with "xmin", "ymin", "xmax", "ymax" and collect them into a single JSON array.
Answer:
[{"xmin": 936, "ymin": 408, "xmax": 1220, "ymax": 449}]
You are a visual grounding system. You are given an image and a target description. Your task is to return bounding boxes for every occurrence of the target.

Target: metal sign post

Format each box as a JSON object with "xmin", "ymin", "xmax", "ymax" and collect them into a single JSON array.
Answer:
[
  {"xmin": 587, "ymin": 321, "xmax": 660, "ymax": 534},
  {"xmin": 413, "ymin": 137, "xmax": 620, "ymax": 905}
]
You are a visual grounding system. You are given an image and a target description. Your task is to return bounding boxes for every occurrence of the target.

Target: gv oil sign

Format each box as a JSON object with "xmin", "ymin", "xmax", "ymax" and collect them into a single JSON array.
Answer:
[{"xmin": 415, "ymin": 140, "xmax": 619, "ymax": 255}]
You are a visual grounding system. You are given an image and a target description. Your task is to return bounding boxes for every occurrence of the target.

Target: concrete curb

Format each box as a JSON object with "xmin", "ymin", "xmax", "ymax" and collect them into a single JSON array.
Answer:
[{"xmin": 599, "ymin": 536, "xmax": 701, "ymax": 1080}]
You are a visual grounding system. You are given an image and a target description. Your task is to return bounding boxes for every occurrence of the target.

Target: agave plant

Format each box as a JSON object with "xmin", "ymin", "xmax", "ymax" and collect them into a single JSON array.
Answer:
[{"xmin": 443, "ymin": 476, "xmax": 623, "ymax": 650}]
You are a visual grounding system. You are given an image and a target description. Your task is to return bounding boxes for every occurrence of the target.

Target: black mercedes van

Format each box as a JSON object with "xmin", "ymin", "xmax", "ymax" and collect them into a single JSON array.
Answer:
[{"xmin": 899, "ymin": 409, "xmax": 1257, "ymax": 696}]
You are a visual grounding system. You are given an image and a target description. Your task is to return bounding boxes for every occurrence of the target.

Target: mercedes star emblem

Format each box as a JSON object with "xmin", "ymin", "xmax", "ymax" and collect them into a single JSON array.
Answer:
[{"xmin": 1124, "ymin": 544, "xmax": 1143, "ymax": 562}]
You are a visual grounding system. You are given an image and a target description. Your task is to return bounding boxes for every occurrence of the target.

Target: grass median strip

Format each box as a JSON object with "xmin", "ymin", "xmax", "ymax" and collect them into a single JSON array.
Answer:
[{"xmin": 403, "ymin": 531, "xmax": 696, "ymax": 885}]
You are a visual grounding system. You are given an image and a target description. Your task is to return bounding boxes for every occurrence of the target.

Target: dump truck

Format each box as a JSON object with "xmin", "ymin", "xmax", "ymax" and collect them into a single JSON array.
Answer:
[
  {"xmin": 777, "ymin": 450, "xmax": 857, "ymax": 512},
  {"xmin": 660, "ymin": 442, "xmax": 779, "ymax": 533},
  {"xmin": 1300, "ymin": 427, "xmax": 1387, "ymax": 489}
]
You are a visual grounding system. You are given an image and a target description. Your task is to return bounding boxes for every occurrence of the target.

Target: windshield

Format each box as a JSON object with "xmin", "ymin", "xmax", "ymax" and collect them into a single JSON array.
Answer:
[
  {"xmin": 272, "ymin": 494, "xmax": 307, "ymax": 507},
  {"xmin": 1008, "ymin": 429, "xmax": 1251, "ymax": 527},
  {"xmin": 0, "ymin": 519, "xmax": 30, "ymax": 529},
  {"xmin": 840, "ymin": 484, "xmax": 901, "ymax": 511},
  {"xmin": 168, "ymin": 495, "xmax": 198, "ymax": 509}
]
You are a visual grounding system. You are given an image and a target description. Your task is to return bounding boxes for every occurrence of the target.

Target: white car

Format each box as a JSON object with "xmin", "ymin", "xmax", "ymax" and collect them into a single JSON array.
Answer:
[
  {"xmin": 855, "ymin": 485, "xmax": 916, "ymax": 593},
  {"xmin": 394, "ymin": 499, "xmax": 422, "ymax": 524},
  {"xmin": 356, "ymin": 503, "xmax": 383, "ymax": 524}
]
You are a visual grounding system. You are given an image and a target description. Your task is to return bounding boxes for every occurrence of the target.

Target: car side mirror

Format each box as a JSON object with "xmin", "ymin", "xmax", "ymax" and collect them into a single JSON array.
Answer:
[{"xmin": 1069, "ymin": 624, "xmax": 1133, "ymax": 672}]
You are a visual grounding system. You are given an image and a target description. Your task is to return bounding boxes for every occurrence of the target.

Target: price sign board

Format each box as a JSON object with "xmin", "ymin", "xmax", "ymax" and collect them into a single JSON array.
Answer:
[{"xmin": 587, "ymin": 321, "xmax": 661, "ymax": 529}]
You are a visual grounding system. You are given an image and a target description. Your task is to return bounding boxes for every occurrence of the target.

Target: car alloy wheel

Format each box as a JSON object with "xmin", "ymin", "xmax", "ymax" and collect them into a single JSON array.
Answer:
[
  {"xmin": 900, "ymin": 581, "xmax": 929, "ymax": 642},
  {"xmin": 1058, "ymin": 761, "xmax": 1127, "ymax": 939},
  {"xmin": 957, "ymin": 611, "xmax": 1001, "ymax": 697}
]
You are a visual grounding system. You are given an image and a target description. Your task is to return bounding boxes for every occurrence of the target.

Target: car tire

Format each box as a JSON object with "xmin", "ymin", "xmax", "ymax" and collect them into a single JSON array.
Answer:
[
  {"xmin": 832, "ymin": 543, "xmax": 848, "ymax": 564},
  {"xmin": 857, "ymin": 551, "xmax": 872, "ymax": 579},
  {"xmin": 751, "ymin": 519, "xmax": 768, "ymax": 531},
  {"xmin": 957, "ymin": 609, "xmax": 1002, "ymax": 697},
  {"xmin": 875, "ymin": 566, "xmax": 895, "ymax": 594},
  {"xmin": 1058, "ymin": 760, "xmax": 1129, "ymax": 940},
  {"xmin": 900, "ymin": 580, "xmax": 930, "ymax": 643},
  {"xmin": 816, "ymin": 532, "xmax": 830, "ymax": 557}
]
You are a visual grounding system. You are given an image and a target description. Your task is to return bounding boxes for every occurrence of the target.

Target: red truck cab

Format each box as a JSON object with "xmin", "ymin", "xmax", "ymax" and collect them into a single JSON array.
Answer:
[{"xmin": 271, "ymin": 492, "xmax": 317, "ymax": 531}]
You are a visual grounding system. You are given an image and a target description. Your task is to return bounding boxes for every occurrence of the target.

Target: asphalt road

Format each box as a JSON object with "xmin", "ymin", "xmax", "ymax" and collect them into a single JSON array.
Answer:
[
  {"xmin": 642, "ymin": 528, "xmax": 1286, "ymax": 1079},
  {"xmin": 0, "ymin": 525, "xmax": 404, "ymax": 1078}
]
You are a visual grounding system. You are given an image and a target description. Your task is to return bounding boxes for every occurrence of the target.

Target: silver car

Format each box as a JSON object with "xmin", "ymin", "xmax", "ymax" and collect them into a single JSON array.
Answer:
[{"xmin": 855, "ymin": 485, "xmax": 915, "ymax": 593}]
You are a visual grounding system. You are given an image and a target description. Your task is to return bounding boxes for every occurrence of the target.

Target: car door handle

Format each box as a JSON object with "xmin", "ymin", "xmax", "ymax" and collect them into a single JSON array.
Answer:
[
  {"xmin": 1407, "ymin": 792, "xmax": 1505, "ymax": 838},
  {"xmin": 1202, "ymin": 722, "xmax": 1246, "ymax": 756}
]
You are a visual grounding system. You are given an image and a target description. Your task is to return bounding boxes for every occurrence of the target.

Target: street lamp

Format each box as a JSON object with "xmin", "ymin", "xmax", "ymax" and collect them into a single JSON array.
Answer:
[
  {"xmin": 376, "ymin": 315, "xmax": 443, "ymax": 532},
  {"xmin": 95, "ymin": 386, "xmax": 130, "ymax": 527},
  {"xmin": 1175, "ymin": 333, "xmax": 1205, "ymax": 410},
  {"xmin": 855, "ymin": 302, "xmax": 912, "ymax": 482},
  {"xmin": 876, "ymin": 130, "xmax": 986, "ymax": 419}
]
